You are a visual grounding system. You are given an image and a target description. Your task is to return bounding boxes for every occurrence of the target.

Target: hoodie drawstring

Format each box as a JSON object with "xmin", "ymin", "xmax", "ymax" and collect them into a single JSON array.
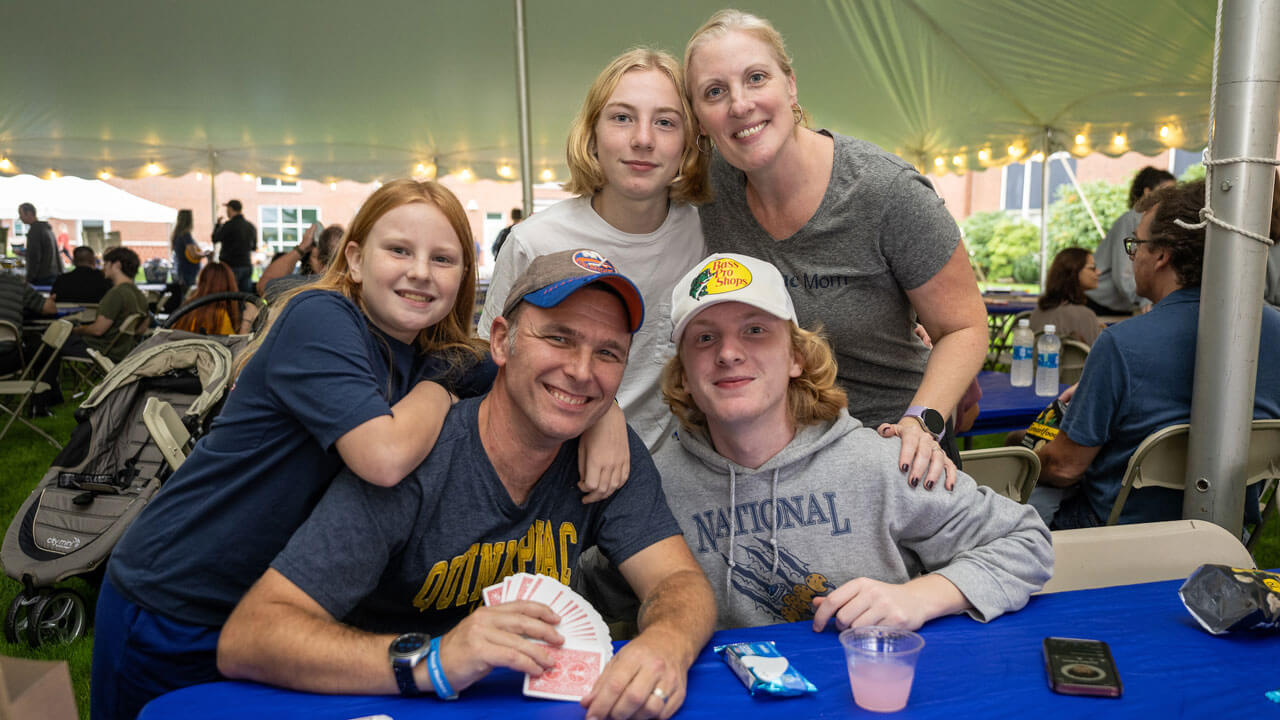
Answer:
[
  {"xmin": 725, "ymin": 466, "xmax": 782, "ymax": 584},
  {"xmin": 726, "ymin": 465, "xmax": 737, "ymax": 588}
]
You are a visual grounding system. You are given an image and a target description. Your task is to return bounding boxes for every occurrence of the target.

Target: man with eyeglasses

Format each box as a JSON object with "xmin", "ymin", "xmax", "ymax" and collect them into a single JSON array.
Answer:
[{"xmin": 1035, "ymin": 179, "xmax": 1280, "ymax": 529}]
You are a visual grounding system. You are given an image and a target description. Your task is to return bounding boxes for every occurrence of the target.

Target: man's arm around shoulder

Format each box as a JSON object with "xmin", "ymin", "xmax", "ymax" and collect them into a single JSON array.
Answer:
[{"xmin": 582, "ymin": 536, "xmax": 715, "ymax": 720}]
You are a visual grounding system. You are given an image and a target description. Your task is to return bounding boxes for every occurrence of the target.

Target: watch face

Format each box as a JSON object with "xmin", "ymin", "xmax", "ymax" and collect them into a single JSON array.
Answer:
[
  {"xmin": 922, "ymin": 408, "xmax": 946, "ymax": 435},
  {"xmin": 390, "ymin": 633, "xmax": 428, "ymax": 656}
]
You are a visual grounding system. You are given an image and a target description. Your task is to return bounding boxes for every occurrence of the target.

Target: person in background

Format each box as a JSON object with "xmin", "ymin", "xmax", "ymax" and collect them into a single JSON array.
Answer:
[
  {"xmin": 1037, "ymin": 180, "xmax": 1280, "ymax": 529},
  {"xmin": 1086, "ymin": 167, "xmax": 1175, "ymax": 316},
  {"xmin": 257, "ymin": 223, "xmax": 345, "ymax": 301},
  {"xmin": 0, "ymin": 271, "xmax": 57, "ymax": 415},
  {"xmin": 489, "ymin": 207, "xmax": 522, "ymax": 260},
  {"xmin": 171, "ymin": 209, "xmax": 204, "ymax": 303},
  {"xmin": 51, "ymin": 246, "xmax": 111, "ymax": 304},
  {"xmin": 683, "ymin": 10, "xmax": 986, "ymax": 486},
  {"xmin": 65, "ymin": 246, "xmax": 149, "ymax": 363},
  {"xmin": 213, "ymin": 200, "xmax": 258, "ymax": 294},
  {"xmin": 18, "ymin": 203, "xmax": 61, "ymax": 286},
  {"xmin": 650, "ymin": 253, "xmax": 1050, "ymax": 631},
  {"xmin": 1029, "ymin": 248, "xmax": 1103, "ymax": 346},
  {"xmin": 171, "ymin": 262, "xmax": 245, "ymax": 335},
  {"xmin": 1261, "ymin": 171, "xmax": 1280, "ymax": 310},
  {"xmin": 479, "ymin": 47, "xmax": 710, "ymax": 457}
]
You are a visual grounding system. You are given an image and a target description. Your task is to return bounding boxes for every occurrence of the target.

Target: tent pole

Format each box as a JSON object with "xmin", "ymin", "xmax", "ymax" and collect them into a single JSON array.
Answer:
[
  {"xmin": 1056, "ymin": 156, "xmax": 1106, "ymax": 241},
  {"xmin": 1184, "ymin": 0, "xmax": 1280, "ymax": 535},
  {"xmin": 514, "ymin": 0, "xmax": 533, "ymax": 217},
  {"xmin": 1038, "ymin": 128, "xmax": 1050, "ymax": 290},
  {"xmin": 208, "ymin": 147, "xmax": 218, "ymax": 236}
]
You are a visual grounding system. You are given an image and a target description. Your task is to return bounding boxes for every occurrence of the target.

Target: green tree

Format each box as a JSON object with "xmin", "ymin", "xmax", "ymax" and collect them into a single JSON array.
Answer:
[
  {"xmin": 1046, "ymin": 179, "xmax": 1128, "ymax": 257},
  {"xmin": 1180, "ymin": 163, "xmax": 1206, "ymax": 181}
]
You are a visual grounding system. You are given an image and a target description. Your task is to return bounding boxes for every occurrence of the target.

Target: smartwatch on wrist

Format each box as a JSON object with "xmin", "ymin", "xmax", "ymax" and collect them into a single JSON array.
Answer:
[
  {"xmin": 389, "ymin": 632, "xmax": 431, "ymax": 696},
  {"xmin": 903, "ymin": 406, "xmax": 946, "ymax": 442}
]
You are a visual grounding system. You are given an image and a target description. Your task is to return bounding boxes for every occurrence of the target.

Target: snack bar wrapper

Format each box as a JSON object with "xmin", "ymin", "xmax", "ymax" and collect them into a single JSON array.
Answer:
[
  {"xmin": 1178, "ymin": 564, "xmax": 1280, "ymax": 635},
  {"xmin": 714, "ymin": 641, "xmax": 817, "ymax": 697}
]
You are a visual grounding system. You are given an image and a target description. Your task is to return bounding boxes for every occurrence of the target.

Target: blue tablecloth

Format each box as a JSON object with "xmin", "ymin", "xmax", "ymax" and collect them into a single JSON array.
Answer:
[
  {"xmin": 139, "ymin": 577, "xmax": 1280, "ymax": 719},
  {"xmin": 962, "ymin": 370, "xmax": 1062, "ymax": 437}
]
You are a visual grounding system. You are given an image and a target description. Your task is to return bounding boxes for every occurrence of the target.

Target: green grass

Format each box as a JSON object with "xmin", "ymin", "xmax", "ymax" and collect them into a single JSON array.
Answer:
[{"xmin": 0, "ymin": 374, "xmax": 1276, "ymax": 720}]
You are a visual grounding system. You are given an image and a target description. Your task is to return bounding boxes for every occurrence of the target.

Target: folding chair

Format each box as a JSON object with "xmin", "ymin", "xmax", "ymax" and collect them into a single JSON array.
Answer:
[
  {"xmin": 100, "ymin": 312, "xmax": 148, "ymax": 361},
  {"xmin": 1039, "ymin": 519, "xmax": 1255, "ymax": 594},
  {"xmin": 142, "ymin": 397, "xmax": 192, "ymax": 472},
  {"xmin": 87, "ymin": 348, "xmax": 114, "ymax": 373},
  {"xmin": 1107, "ymin": 420, "xmax": 1280, "ymax": 526},
  {"xmin": 959, "ymin": 446, "xmax": 1040, "ymax": 503},
  {"xmin": 0, "ymin": 320, "xmax": 23, "ymax": 378},
  {"xmin": 0, "ymin": 319, "xmax": 73, "ymax": 447},
  {"xmin": 1058, "ymin": 338, "xmax": 1090, "ymax": 385}
]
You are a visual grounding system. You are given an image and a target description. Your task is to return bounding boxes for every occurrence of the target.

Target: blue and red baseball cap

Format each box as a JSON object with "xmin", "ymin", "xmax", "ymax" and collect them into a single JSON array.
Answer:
[{"xmin": 501, "ymin": 249, "xmax": 644, "ymax": 333}]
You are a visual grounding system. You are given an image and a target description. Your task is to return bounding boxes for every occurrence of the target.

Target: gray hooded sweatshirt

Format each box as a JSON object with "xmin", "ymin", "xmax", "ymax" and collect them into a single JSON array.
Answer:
[{"xmin": 654, "ymin": 409, "xmax": 1053, "ymax": 630}]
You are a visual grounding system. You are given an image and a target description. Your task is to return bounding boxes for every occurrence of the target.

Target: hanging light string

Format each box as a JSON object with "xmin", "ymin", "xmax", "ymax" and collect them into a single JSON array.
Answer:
[{"xmin": 1175, "ymin": 0, "xmax": 1279, "ymax": 246}]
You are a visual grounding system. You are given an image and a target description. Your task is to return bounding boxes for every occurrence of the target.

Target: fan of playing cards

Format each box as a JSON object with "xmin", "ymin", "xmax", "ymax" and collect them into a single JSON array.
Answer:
[{"xmin": 482, "ymin": 572, "xmax": 614, "ymax": 702}]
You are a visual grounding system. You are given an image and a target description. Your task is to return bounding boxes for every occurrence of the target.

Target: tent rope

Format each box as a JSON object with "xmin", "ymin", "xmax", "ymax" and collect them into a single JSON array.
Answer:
[{"xmin": 1176, "ymin": 0, "xmax": 1278, "ymax": 247}]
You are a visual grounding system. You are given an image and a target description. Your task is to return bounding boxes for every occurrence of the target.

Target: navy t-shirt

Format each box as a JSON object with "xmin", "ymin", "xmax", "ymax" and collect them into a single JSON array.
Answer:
[
  {"xmin": 273, "ymin": 396, "xmax": 681, "ymax": 635},
  {"xmin": 108, "ymin": 290, "xmax": 496, "ymax": 627}
]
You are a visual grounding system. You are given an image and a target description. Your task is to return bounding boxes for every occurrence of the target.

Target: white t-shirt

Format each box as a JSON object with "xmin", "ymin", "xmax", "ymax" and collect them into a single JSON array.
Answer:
[{"xmin": 478, "ymin": 196, "xmax": 706, "ymax": 452}]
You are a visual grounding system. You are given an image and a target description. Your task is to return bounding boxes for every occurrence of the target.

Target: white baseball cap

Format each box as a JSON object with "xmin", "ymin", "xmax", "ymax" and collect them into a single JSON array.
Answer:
[{"xmin": 670, "ymin": 253, "xmax": 798, "ymax": 342}]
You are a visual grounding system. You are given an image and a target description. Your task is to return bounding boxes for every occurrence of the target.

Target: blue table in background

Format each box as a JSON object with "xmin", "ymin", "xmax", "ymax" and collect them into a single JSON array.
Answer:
[
  {"xmin": 962, "ymin": 370, "xmax": 1062, "ymax": 439},
  {"xmin": 139, "ymin": 577, "xmax": 1280, "ymax": 719}
]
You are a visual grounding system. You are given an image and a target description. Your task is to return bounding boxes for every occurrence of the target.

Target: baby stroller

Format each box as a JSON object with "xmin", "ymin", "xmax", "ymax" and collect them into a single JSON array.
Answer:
[{"xmin": 1, "ymin": 329, "xmax": 241, "ymax": 647}]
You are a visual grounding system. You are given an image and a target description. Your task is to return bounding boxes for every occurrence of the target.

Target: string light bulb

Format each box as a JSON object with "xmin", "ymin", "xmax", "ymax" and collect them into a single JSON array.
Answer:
[
  {"xmin": 977, "ymin": 149, "xmax": 990, "ymax": 162},
  {"xmin": 933, "ymin": 157, "xmax": 944, "ymax": 168},
  {"xmin": 1113, "ymin": 133, "xmax": 1127, "ymax": 148},
  {"xmin": 195, "ymin": 171, "xmax": 203, "ymax": 181},
  {"xmin": 98, "ymin": 171, "xmax": 112, "ymax": 180},
  {"xmin": 48, "ymin": 169, "xmax": 59, "ymax": 179},
  {"xmin": 1030, "ymin": 151, "xmax": 1044, "ymax": 163},
  {"xmin": 497, "ymin": 164, "xmax": 515, "ymax": 179},
  {"xmin": 146, "ymin": 162, "xmax": 163, "ymax": 175},
  {"xmin": 1159, "ymin": 125, "xmax": 1171, "ymax": 139},
  {"xmin": 329, "ymin": 181, "xmax": 338, "ymax": 191},
  {"xmin": 413, "ymin": 162, "xmax": 437, "ymax": 180},
  {"xmin": 1008, "ymin": 145, "xmax": 1024, "ymax": 159},
  {"xmin": 0, "ymin": 157, "xmax": 12, "ymax": 171},
  {"xmin": 952, "ymin": 155, "xmax": 963, "ymax": 166},
  {"xmin": 1075, "ymin": 133, "xmax": 1087, "ymax": 146},
  {"xmin": 283, "ymin": 164, "xmax": 298, "ymax": 176},
  {"xmin": 539, "ymin": 168, "xmax": 555, "ymax": 182},
  {"xmin": 242, "ymin": 173, "xmax": 254, "ymax": 182},
  {"xmin": 457, "ymin": 168, "xmax": 475, "ymax": 182}
]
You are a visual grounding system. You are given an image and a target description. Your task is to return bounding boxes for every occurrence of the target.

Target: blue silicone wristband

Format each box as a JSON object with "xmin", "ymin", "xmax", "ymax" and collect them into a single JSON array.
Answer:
[{"xmin": 427, "ymin": 635, "xmax": 457, "ymax": 700}]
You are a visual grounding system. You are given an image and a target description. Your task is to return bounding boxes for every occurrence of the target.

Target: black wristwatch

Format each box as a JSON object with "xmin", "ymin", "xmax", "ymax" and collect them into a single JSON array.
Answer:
[
  {"xmin": 389, "ymin": 632, "xmax": 431, "ymax": 696},
  {"xmin": 903, "ymin": 406, "xmax": 946, "ymax": 442}
]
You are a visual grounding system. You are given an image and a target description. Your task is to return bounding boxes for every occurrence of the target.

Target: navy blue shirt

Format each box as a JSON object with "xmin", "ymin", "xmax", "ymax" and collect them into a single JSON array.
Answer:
[
  {"xmin": 1061, "ymin": 287, "xmax": 1280, "ymax": 523},
  {"xmin": 108, "ymin": 290, "xmax": 495, "ymax": 626},
  {"xmin": 274, "ymin": 396, "xmax": 681, "ymax": 635}
]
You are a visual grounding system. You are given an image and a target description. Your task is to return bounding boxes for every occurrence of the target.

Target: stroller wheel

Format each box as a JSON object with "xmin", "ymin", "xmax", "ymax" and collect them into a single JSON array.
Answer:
[
  {"xmin": 26, "ymin": 589, "xmax": 88, "ymax": 647},
  {"xmin": 4, "ymin": 591, "xmax": 42, "ymax": 644}
]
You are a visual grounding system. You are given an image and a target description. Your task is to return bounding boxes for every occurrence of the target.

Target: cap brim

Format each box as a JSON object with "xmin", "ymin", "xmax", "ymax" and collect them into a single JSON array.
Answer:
[{"xmin": 520, "ymin": 273, "xmax": 645, "ymax": 333}]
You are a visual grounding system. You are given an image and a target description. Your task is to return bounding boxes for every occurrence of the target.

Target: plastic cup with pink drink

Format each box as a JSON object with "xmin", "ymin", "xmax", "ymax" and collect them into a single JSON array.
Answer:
[{"xmin": 839, "ymin": 626, "xmax": 925, "ymax": 713}]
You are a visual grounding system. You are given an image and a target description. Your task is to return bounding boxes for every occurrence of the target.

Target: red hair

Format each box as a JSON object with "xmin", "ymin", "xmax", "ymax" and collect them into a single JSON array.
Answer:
[{"xmin": 173, "ymin": 262, "xmax": 241, "ymax": 334}]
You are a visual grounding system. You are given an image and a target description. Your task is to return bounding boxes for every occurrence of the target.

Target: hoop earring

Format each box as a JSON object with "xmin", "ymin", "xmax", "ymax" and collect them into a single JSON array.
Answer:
[
  {"xmin": 791, "ymin": 103, "xmax": 806, "ymax": 127},
  {"xmin": 696, "ymin": 135, "xmax": 713, "ymax": 154}
]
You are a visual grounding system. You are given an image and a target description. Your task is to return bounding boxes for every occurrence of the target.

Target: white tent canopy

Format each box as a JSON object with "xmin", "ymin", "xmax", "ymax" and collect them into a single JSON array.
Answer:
[
  {"xmin": 0, "ymin": 174, "xmax": 176, "ymax": 223},
  {"xmin": 0, "ymin": 0, "xmax": 1217, "ymax": 184}
]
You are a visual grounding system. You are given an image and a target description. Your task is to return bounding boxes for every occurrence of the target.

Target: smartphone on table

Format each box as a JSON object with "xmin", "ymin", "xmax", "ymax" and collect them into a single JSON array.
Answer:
[{"xmin": 1042, "ymin": 637, "xmax": 1122, "ymax": 697}]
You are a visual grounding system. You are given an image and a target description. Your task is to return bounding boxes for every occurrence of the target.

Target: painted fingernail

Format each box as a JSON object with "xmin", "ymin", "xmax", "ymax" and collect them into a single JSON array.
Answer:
[
  {"xmin": 901, "ymin": 463, "xmax": 909, "ymax": 472},
  {"xmin": 925, "ymin": 480, "xmax": 935, "ymax": 490},
  {"xmin": 910, "ymin": 476, "xmax": 919, "ymax": 487}
]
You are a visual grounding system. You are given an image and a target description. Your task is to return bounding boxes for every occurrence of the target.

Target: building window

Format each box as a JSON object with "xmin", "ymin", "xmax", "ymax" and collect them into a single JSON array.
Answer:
[
  {"xmin": 257, "ymin": 177, "xmax": 301, "ymax": 193},
  {"xmin": 260, "ymin": 206, "xmax": 320, "ymax": 254},
  {"xmin": 1001, "ymin": 153, "xmax": 1077, "ymax": 218},
  {"xmin": 1171, "ymin": 148, "xmax": 1204, "ymax": 178}
]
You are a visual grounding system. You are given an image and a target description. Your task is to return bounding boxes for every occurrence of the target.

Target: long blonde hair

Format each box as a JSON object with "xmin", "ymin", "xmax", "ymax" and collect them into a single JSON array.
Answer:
[
  {"xmin": 564, "ymin": 47, "xmax": 710, "ymax": 205},
  {"xmin": 234, "ymin": 179, "xmax": 485, "ymax": 376}
]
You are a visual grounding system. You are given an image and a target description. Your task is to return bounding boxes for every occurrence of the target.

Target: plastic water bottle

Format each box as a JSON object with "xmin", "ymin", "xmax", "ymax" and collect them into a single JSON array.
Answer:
[
  {"xmin": 1010, "ymin": 318, "xmax": 1035, "ymax": 387},
  {"xmin": 1035, "ymin": 324, "xmax": 1061, "ymax": 397}
]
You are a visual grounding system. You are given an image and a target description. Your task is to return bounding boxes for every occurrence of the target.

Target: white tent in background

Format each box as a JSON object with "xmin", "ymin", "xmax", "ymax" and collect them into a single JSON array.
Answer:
[{"xmin": 0, "ymin": 174, "xmax": 176, "ymax": 224}]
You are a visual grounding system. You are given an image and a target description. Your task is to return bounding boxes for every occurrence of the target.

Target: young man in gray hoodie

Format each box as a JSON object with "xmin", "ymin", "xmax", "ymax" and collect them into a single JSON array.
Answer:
[{"xmin": 655, "ymin": 253, "xmax": 1053, "ymax": 631}]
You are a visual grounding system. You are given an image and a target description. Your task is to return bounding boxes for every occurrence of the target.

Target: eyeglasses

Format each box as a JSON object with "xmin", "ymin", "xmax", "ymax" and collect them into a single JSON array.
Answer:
[{"xmin": 1123, "ymin": 236, "xmax": 1152, "ymax": 258}]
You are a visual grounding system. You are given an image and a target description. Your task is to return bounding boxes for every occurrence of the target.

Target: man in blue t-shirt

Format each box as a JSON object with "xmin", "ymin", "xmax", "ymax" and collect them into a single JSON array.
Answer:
[
  {"xmin": 218, "ymin": 249, "xmax": 715, "ymax": 719},
  {"xmin": 1037, "ymin": 180, "xmax": 1280, "ymax": 528}
]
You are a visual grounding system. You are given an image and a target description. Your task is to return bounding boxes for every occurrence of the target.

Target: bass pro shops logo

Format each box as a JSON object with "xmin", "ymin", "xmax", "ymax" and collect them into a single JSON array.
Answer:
[{"xmin": 690, "ymin": 258, "xmax": 752, "ymax": 301}]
